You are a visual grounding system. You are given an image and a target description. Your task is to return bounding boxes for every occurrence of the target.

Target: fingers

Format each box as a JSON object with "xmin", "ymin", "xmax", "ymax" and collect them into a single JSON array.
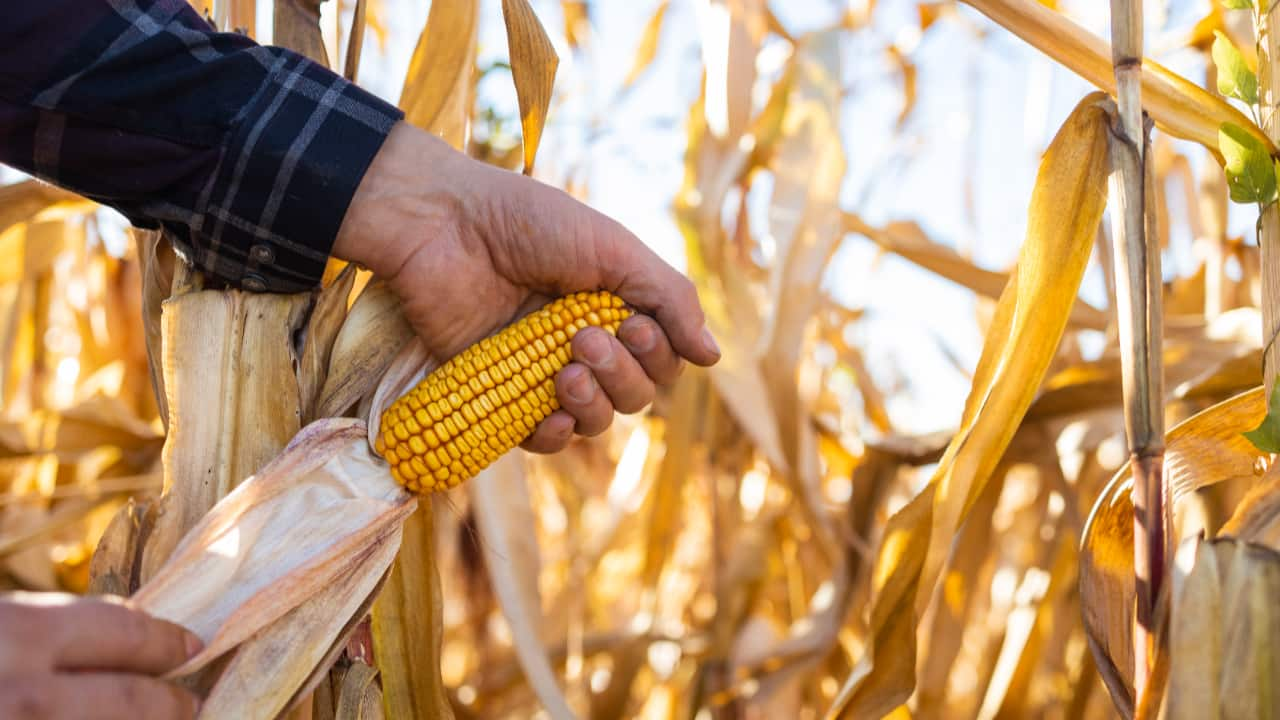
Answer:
[
  {"xmin": 571, "ymin": 328, "xmax": 657, "ymax": 415},
  {"xmin": 554, "ymin": 363, "xmax": 615, "ymax": 437},
  {"xmin": 487, "ymin": 173, "xmax": 721, "ymax": 369},
  {"xmin": 583, "ymin": 214, "xmax": 720, "ymax": 368},
  {"xmin": 616, "ymin": 315, "xmax": 684, "ymax": 386},
  {"xmin": 520, "ymin": 410, "xmax": 575, "ymax": 454},
  {"xmin": 522, "ymin": 321, "xmax": 679, "ymax": 450},
  {"xmin": 47, "ymin": 599, "xmax": 200, "ymax": 675},
  {"xmin": 0, "ymin": 672, "xmax": 198, "ymax": 720}
]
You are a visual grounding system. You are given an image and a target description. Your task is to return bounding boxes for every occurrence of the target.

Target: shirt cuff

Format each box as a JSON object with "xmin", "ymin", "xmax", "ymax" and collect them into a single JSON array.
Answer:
[{"xmin": 176, "ymin": 52, "xmax": 403, "ymax": 293}]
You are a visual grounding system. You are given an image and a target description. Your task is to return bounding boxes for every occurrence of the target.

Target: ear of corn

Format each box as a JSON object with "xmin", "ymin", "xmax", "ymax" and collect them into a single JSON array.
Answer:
[{"xmin": 375, "ymin": 290, "xmax": 631, "ymax": 493}]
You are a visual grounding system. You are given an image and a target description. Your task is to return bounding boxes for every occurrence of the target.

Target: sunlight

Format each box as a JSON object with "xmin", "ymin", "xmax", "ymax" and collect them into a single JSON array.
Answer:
[
  {"xmin": 607, "ymin": 425, "xmax": 651, "ymax": 512},
  {"xmin": 207, "ymin": 527, "xmax": 240, "ymax": 559}
]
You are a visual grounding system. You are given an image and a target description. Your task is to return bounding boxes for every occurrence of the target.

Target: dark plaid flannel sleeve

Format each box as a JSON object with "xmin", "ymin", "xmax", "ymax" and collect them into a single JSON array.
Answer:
[{"xmin": 0, "ymin": 0, "xmax": 405, "ymax": 293}]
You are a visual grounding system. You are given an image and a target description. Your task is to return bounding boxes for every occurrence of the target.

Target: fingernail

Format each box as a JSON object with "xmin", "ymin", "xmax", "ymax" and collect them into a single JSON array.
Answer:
[
  {"xmin": 578, "ymin": 329, "xmax": 613, "ymax": 368},
  {"xmin": 701, "ymin": 327, "xmax": 721, "ymax": 358},
  {"xmin": 184, "ymin": 632, "xmax": 203, "ymax": 658},
  {"xmin": 566, "ymin": 369, "xmax": 596, "ymax": 404},
  {"xmin": 621, "ymin": 321, "xmax": 657, "ymax": 354}
]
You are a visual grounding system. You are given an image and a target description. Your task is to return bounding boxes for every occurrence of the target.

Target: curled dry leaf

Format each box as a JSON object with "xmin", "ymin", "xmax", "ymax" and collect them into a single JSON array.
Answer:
[
  {"xmin": 826, "ymin": 92, "xmax": 1110, "ymax": 718},
  {"xmin": 399, "ymin": 0, "xmax": 480, "ymax": 146},
  {"xmin": 132, "ymin": 229, "xmax": 175, "ymax": 428},
  {"xmin": 501, "ymin": 0, "xmax": 560, "ymax": 174},
  {"xmin": 130, "ymin": 418, "xmax": 414, "ymax": 677},
  {"xmin": 1080, "ymin": 386, "xmax": 1267, "ymax": 715}
]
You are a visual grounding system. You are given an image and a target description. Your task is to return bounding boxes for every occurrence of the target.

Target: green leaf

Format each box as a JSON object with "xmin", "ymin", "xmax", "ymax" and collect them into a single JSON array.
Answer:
[
  {"xmin": 1245, "ymin": 384, "xmax": 1280, "ymax": 453},
  {"xmin": 1212, "ymin": 31, "xmax": 1258, "ymax": 105},
  {"xmin": 1219, "ymin": 122, "xmax": 1277, "ymax": 204},
  {"xmin": 1222, "ymin": 0, "xmax": 1254, "ymax": 9}
]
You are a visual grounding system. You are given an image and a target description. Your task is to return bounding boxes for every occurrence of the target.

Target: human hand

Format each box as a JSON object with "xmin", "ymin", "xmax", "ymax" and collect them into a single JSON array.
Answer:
[
  {"xmin": 0, "ymin": 592, "xmax": 201, "ymax": 719},
  {"xmin": 333, "ymin": 121, "xmax": 721, "ymax": 453}
]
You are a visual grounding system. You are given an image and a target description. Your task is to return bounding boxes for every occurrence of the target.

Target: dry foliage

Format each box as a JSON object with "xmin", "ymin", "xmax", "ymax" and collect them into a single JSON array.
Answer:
[{"xmin": 6, "ymin": 0, "xmax": 1280, "ymax": 718}]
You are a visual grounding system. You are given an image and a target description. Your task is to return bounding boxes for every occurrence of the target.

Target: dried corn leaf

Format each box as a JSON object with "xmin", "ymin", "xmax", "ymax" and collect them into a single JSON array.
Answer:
[
  {"xmin": 300, "ymin": 265, "xmax": 357, "ymax": 424},
  {"xmin": 915, "ymin": 470, "xmax": 1006, "ymax": 714},
  {"xmin": 1080, "ymin": 386, "xmax": 1267, "ymax": 713},
  {"xmin": 369, "ymin": 500, "xmax": 454, "ymax": 720},
  {"xmin": 562, "ymin": 1, "xmax": 590, "ymax": 48},
  {"xmin": 274, "ymin": 0, "xmax": 330, "ymax": 67},
  {"xmin": 761, "ymin": 29, "xmax": 845, "ymax": 556},
  {"xmin": 87, "ymin": 497, "xmax": 151, "ymax": 596},
  {"xmin": 501, "ymin": 0, "xmax": 559, "ymax": 174},
  {"xmin": 0, "ymin": 395, "xmax": 162, "ymax": 460},
  {"xmin": 471, "ymin": 454, "xmax": 574, "ymax": 720},
  {"xmin": 0, "ymin": 180, "xmax": 87, "ymax": 239},
  {"xmin": 335, "ymin": 661, "xmax": 380, "ymax": 719},
  {"xmin": 399, "ymin": 0, "xmax": 480, "ymax": 146},
  {"xmin": 645, "ymin": 370, "xmax": 702, "ymax": 589},
  {"xmin": 133, "ymin": 229, "xmax": 175, "ymax": 427},
  {"xmin": 843, "ymin": 214, "xmax": 1109, "ymax": 331},
  {"xmin": 316, "ymin": 280, "xmax": 413, "ymax": 420},
  {"xmin": 698, "ymin": 0, "xmax": 765, "ymax": 141},
  {"xmin": 344, "ymin": 0, "xmax": 368, "ymax": 81},
  {"xmin": 624, "ymin": 1, "xmax": 670, "ymax": 88},
  {"xmin": 131, "ymin": 418, "xmax": 413, "ymax": 675},
  {"xmin": 962, "ymin": 0, "xmax": 1271, "ymax": 160},
  {"xmin": 885, "ymin": 45, "xmax": 917, "ymax": 127},
  {"xmin": 826, "ymin": 93, "xmax": 1110, "ymax": 718}
]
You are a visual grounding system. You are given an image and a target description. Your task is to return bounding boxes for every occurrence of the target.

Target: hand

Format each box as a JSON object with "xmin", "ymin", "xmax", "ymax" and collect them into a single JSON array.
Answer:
[
  {"xmin": 333, "ymin": 121, "xmax": 721, "ymax": 453},
  {"xmin": 0, "ymin": 592, "xmax": 201, "ymax": 719}
]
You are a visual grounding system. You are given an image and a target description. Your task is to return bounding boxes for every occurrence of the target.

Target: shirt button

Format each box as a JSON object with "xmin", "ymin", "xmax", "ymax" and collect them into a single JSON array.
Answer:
[
  {"xmin": 242, "ymin": 273, "xmax": 267, "ymax": 292},
  {"xmin": 249, "ymin": 244, "xmax": 275, "ymax": 264}
]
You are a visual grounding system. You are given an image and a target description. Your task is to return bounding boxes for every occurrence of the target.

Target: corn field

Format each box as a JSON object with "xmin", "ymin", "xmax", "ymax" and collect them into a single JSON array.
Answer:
[{"xmin": 8, "ymin": 0, "xmax": 1280, "ymax": 717}]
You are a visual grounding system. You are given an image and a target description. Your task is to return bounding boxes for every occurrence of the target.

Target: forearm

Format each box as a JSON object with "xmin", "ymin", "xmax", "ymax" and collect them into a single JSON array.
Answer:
[{"xmin": 0, "ymin": 0, "xmax": 403, "ymax": 292}]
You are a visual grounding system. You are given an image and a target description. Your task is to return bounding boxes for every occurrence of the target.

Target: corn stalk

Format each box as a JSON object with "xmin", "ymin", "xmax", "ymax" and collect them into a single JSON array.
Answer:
[
  {"xmin": 1107, "ymin": 0, "xmax": 1167, "ymax": 708},
  {"xmin": 1260, "ymin": 0, "xmax": 1280, "ymax": 399}
]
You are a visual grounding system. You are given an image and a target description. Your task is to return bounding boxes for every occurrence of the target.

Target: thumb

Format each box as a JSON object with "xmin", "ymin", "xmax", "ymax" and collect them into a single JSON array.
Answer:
[
  {"xmin": 544, "ymin": 188, "xmax": 720, "ymax": 367},
  {"xmin": 482, "ymin": 168, "xmax": 722, "ymax": 367}
]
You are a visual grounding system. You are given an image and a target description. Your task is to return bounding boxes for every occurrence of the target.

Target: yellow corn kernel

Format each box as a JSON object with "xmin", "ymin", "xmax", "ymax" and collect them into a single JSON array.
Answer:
[{"xmin": 375, "ymin": 291, "xmax": 631, "ymax": 493}]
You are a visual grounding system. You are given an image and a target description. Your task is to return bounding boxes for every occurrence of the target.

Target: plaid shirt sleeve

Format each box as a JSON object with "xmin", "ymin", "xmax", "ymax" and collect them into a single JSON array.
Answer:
[{"xmin": 0, "ymin": 0, "xmax": 405, "ymax": 293}]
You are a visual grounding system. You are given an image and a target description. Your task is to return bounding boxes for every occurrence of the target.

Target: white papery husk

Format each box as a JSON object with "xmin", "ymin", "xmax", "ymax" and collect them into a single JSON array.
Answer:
[{"xmin": 128, "ymin": 416, "xmax": 417, "ymax": 680}]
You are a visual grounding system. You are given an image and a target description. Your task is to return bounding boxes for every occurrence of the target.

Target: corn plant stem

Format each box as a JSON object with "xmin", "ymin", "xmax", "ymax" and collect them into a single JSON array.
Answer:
[
  {"xmin": 1109, "ymin": 0, "xmax": 1167, "ymax": 707},
  {"xmin": 1258, "ymin": 8, "xmax": 1280, "ymax": 400},
  {"xmin": 343, "ymin": 0, "xmax": 367, "ymax": 82},
  {"xmin": 231, "ymin": 0, "xmax": 256, "ymax": 36},
  {"xmin": 1201, "ymin": 64, "xmax": 1231, "ymax": 321},
  {"xmin": 212, "ymin": 0, "xmax": 229, "ymax": 32}
]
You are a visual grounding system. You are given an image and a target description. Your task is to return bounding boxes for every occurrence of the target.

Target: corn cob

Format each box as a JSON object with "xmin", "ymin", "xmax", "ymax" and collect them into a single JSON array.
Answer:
[{"xmin": 375, "ymin": 290, "xmax": 632, "ymax": 493}]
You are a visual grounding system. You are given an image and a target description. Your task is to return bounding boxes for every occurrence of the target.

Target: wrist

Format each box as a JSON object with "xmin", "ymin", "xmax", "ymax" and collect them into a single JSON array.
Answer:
[{"xmin": 331, "ymin": 122, "xmax": 473, "ymax": 279}]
